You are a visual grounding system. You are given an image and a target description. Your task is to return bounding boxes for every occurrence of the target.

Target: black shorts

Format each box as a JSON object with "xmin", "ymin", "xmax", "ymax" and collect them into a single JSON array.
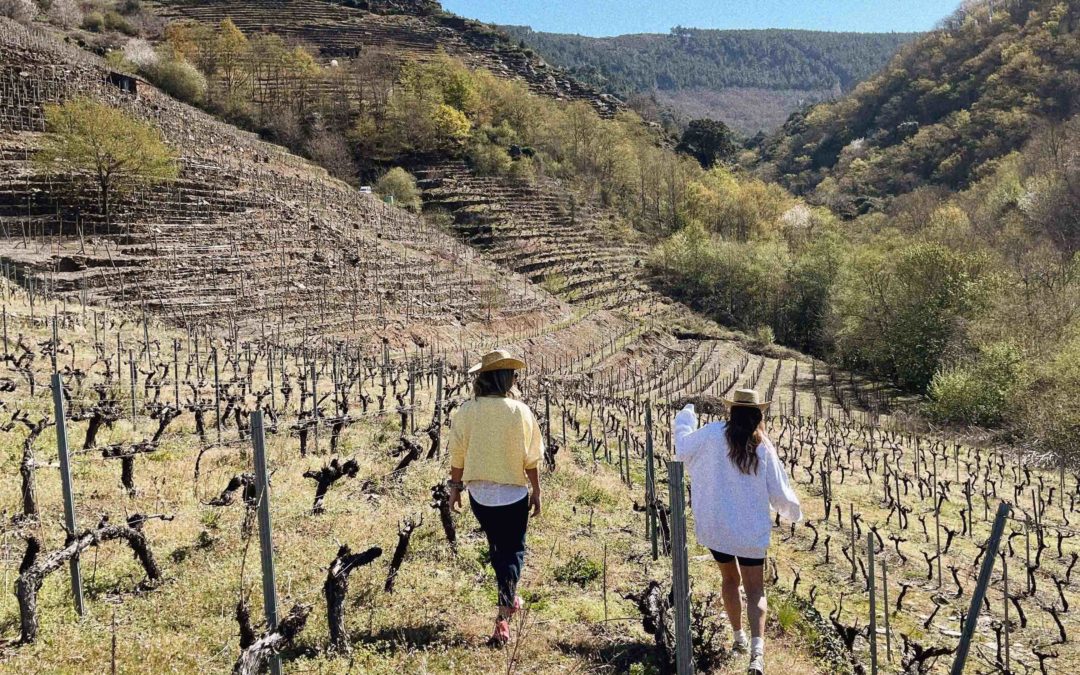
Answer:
[{"xmin": 710, "ymin": 549, "xmax": 765, "ymax": 567}]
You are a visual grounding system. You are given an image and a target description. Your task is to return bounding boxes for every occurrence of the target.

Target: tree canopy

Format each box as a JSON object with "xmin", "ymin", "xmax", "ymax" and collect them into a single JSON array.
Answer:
[
  {"xmin": 676, "ymin": 119, "xmax": 737, "ymax": 168},
  {"xmin": 758, "ymin": 0, "xmax": 1080, "ymax": 211},
  {"xmin": 499, "ymin": 25, "xmax": 916, "ymax": 131},
  {"xmin": 34, "ymin": 98, "xmax": 179, "ymax": 223}
]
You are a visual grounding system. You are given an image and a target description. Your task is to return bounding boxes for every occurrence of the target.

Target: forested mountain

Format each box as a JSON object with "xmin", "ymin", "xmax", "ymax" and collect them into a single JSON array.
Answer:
[
  {"xmin": 759, "ymin": 0, "xmax": 1080, "ymax": 213},
  {"xmin": 500, "ymin": 26, "xmax": 917, "ymax": 133}
]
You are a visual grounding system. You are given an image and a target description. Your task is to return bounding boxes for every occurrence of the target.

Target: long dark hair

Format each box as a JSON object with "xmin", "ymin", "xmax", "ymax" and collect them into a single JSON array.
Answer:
[
  {"xmin": 473, "ymin": 369, "xmax": 517, "ymax": 398},
  {"xmin": 725, "ymin": 406, "xmax": 764, "ymax": 475}
]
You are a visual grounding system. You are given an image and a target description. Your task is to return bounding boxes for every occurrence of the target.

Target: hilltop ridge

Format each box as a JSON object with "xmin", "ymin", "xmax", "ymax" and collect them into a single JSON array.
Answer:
[
  {"xmin": 499, "ymin": 25, "xmax": 917, "ymax": 133},
  {"xmin": 758, "ymin": 0, "xmax": 1080, "ymax": 209}
]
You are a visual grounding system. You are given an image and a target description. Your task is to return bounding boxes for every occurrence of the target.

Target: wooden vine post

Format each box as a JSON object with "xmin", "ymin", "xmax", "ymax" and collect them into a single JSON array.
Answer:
[
  {"xmin": 250, "ymin": 410, "xmax": 281, "ymax": 675},
  {"xmin": 434, "ymin": 362, "xmax": 444, "ymax": 455},
  {"xmin": 1002, "ymin": 550, "xmax": 1010, "ymax": 672},
  {"xmin": 645, "ymin": 402, "xmax": 658, "ymax": 560},
  {"xmin": 668, "ymin": 460, "xmax": 693, "ymax": 674},
  {"xmin": 51, "ymin": 371, "xmax": 84, "ymax": 616},
  {"xmin": 867, "ymin": 531, "xmax": 878, "ymax": 674}
]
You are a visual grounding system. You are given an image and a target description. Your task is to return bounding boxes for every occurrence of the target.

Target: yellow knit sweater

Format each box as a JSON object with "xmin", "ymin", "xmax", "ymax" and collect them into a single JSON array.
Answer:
[{"xmin": 448, "ymin": 396, "xmax": 543, "ymax": 486}]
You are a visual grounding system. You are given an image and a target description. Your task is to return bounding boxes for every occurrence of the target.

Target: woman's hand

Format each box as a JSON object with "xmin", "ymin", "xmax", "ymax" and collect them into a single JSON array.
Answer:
[
  {"xmin": 525, "ymin": 467, "xmax": 541, "ymax": 516},
  {"xmin": 449, "ymin": 486, "xmax": 463, "ymax": 513}
]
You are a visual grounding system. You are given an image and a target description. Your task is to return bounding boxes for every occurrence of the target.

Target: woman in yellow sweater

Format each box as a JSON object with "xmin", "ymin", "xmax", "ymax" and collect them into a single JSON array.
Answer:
[{"xmin": 447, "ymin": 349, "xmax": 543, "ymax": 646}]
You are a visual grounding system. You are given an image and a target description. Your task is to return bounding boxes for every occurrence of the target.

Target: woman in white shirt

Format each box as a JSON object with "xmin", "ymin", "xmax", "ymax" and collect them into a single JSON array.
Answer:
[{"xmin": 673, "ymin": 388, "xmax": 802, "ymax": 675}]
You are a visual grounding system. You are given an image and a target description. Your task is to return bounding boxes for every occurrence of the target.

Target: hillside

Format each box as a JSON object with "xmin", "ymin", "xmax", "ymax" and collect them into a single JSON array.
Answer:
[
  {"xmin": 0, "ymin": 17, "xmax": 569, "ymax": 349},
  {"xmin": 3, "ymin": 1, "xmax": 1080, "ymax": 674},
  {"xmin": 758, "ymin": 0, "xmax": 1080, "ymax": 210},
  {"xmin": 0, "ymin": 13, "xmax": 869, "ymax": 675},
  {"xmin": 499, "ymin": 26, "xmax": 917, "ymax": 133},
  {"xmin": 151, "ymin": 0, "xmax": 624, "ymax": 118}
]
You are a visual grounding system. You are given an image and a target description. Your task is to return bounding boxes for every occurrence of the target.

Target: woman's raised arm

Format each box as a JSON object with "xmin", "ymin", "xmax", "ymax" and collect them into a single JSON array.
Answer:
[{"xmin": 673, "ymin": 404, "xmax": 708, "ymax": 462}]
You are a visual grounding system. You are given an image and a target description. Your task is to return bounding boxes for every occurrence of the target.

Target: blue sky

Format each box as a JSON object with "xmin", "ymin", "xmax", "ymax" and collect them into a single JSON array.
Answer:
[{"xmin": 439, "ymin": 0, "xmax": 960, "ymax": 35}]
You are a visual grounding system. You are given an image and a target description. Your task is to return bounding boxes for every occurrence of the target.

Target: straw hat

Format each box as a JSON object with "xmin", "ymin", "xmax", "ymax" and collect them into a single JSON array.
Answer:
[
  {"xmin": 468, "ymin": 349, "xmax": 527, "ymax": 374},
  {"xmin": 723, "ymin": 388, "xmax": 770, "ymax": 410}
]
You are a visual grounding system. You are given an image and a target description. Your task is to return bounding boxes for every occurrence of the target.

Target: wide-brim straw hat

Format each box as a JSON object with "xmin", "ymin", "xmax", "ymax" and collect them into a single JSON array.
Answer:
[
  {"xmin": 723, "ymin": 388, "xmax": 771, "ymax": 410},
  {"xmin": 468, "ymin": 349, "xmax": 527, "ymax": 374}
]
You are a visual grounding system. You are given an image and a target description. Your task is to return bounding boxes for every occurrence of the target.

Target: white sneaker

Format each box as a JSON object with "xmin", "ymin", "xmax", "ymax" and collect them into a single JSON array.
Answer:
[
  {"xmin": 747, "ymin": 652, "xmax": 764, "ymax": 675},
  {"xmin": 732, "ymin": 635, "xmax": 749, "ymax": 654}
]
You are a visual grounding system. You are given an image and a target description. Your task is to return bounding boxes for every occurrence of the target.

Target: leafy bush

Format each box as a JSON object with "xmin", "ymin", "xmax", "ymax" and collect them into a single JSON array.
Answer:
[
  {"xmin": 926, "ymin": 343, "xmax": 1024, "ymax": 427},
  {"xmin": 431, "ymin": 103, "xmax": 471, "ymax": 146},
  {"xmin": 751, "ymin": 325, "xmax": 775, "ymax": 346},
  {"xmin": 145, "ymin": 54, "xmax": 207, "ymax": 105},
  {"xmin": 650, "ymin": 222, "xmax": 788, "ymax": 331},
  {"xmin": 540, "ymin": 273, "xmax": 567, "ymax": 296},
  {"xmin": 833, "ymin": 242, "xmax": 997, "ymax": 391},
  {"xmin": 1015, "ymin": 333, "xmax": 1080, "ymax": 458},
  {"xmin": 468, "ymin": 137, "xmax": 512, "ymax": 175},
  {"xmin": 103, "ymin": 10, "xmax": 136, "ymax": 35},
  {"xmin": 553, "ymin": 552, "xmax": 601, "ymax": 587},
  {"xmin": 104, "ymin": 50, "xmax": 134, "ymax": 73},
  {"xmin": 507, "ymin": 156, "xmax": 536, "ymax": 181},
  {"xmin": 81, "ymin": 11, "xmax": 103, "ymax": 31},
  {"xmin": 374, "ymin": 167, "xmax": 421, "ymax": 212}
]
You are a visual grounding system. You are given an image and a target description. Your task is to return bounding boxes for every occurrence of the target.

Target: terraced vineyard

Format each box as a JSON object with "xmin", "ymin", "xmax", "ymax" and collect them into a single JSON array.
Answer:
[
  {"xmin": 417, "ymin": 161, "xmax": 661, "ymax": 315},
  {"xmin": 0, "ymin": 18, "xmax": 562, "ymax": 345},
  {"xmin": 151, "ymin": 0, "xmax": 623, "ymax": 117}
]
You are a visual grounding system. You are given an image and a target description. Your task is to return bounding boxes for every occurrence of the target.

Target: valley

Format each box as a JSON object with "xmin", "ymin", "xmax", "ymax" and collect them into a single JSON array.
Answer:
[{"xmin": 0, "ymin": 0, "xmax": 1077, "ymax": 673}]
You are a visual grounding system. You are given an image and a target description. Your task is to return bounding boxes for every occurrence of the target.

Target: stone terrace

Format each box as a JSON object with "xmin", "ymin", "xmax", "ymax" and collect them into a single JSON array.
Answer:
[
  {"xmin": 151, "ymin": 0, "xmax": 622, "ymax": 117},
  {"xmin": 0, "ymin": 17, "xmax": 564, "ymax": 346},
  {"xmin": 416, "ymin": 161, "xmax": 675, "ymax": 319}
]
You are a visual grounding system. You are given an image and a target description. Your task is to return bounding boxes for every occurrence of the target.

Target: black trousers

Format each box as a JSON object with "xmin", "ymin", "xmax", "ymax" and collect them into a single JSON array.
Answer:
[{"xmin": 470, "ymin": 495, "xmax": 529, "ymax": 608}]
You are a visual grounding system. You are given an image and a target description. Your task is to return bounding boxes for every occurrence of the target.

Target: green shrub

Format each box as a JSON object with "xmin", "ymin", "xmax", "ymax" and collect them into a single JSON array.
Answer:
[
  {"xmin": 751, "ymin": 325, "xmax": 775, "ymax": 346},
  {"xmin": 1015, "ymin": 333, "xmax": 1080, "ymax": 458},
  {"xmin": 507, "ymin": 156, "xmax": 535, "ymax": 181},
  {"xmin": 145, "ymin": 55, "xmax": 207, "ymax": 104},
  {"xmin": 469, "ymin": 138, "xmax": 512, "ymax": 176},
  {"xmin": 926, "ymin": 342, "xmax": 1024, "ymax": 427},
  {"xmin": 574, "ymin": 482, "xmax": 614, "ymax": 508},
  {"xmin": 104, "ymin": 50, "xmax": 133, "ymax": 73},
  {"xmin": 553, "ymin": 552, "xmax": 601, "ymax": 587},
  {"xmin": 103, "ymin": 10, "xmax": 136, "ymax": 35},
  {"xmin": 540, "ymin": 273, "xmax": 567, "ymax": 296},
  {"xmin": 81, "ymin": 11, "xmax": 104, "ymax": 31},
  {"xmin": 374, "ymin": 167, "xmax": 421, "ymax": 212}
]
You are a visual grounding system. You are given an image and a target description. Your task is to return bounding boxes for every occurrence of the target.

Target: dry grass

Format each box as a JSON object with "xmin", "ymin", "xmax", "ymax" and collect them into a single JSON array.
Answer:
[{"xmin": 0, "ymin": 288, "xmax": 827, "ymax": 674}]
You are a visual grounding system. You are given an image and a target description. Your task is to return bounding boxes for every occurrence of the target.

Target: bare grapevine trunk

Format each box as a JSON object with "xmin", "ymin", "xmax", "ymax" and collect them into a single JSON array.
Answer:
[
  {"xmin": 16, "ymin": 516, "xmax": 163, "ymax": 643},
  {"xmin": 324, "ymin": 545, "xmax": 382, "ymax": 653}
]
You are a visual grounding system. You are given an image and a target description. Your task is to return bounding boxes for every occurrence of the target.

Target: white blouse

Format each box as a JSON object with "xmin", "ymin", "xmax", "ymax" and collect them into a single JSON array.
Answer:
[
  {"xmin": 673, "ymin": 405, "xmax": 802, "ymax": 558},
  {"xmin": 468, "ymin": 480, "xmax": 529, "ymax": 507}
]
